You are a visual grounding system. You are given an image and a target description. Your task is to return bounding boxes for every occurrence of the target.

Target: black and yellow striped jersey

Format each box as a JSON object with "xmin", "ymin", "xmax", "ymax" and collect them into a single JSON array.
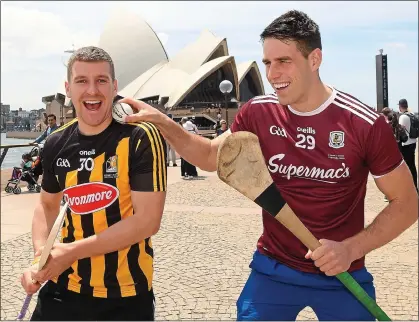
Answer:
[{"xmin": 41, "ymin": 118, "xmax": 167, "ymax": 298}]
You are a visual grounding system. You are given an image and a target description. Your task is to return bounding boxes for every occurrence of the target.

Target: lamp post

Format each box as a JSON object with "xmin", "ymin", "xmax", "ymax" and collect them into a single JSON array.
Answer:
[{"xmin": 219, "ymin": 80, "xmax": 233, "ymax": 126}]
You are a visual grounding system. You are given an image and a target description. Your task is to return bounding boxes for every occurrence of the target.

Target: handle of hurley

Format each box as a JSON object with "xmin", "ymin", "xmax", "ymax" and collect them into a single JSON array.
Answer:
[{"xmin": 275, "ymin": 204, "xmax": 391, "ymax": 321}]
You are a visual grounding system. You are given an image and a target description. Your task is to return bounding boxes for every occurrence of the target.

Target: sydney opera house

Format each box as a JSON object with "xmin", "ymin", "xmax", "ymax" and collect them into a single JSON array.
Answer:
[{"xmin": 43, "ymin": 10, "xmax": 265, "ymax": 134}]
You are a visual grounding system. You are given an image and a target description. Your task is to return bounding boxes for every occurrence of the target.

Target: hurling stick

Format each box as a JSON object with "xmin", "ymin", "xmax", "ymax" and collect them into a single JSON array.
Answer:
[
  {"xmin": 216, "ymin": 131, "xmax": 391, "ymax": 321},
  {"xmin": 17, "ymin": 202, "xmax": 69, "ymax": 320}
]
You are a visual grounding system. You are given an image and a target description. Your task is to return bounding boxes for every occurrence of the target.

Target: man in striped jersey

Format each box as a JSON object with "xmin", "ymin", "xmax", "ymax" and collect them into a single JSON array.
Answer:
[
  {"xmin": 20, "ymin": 46, "xmax": 167, "ymax": 320},
  {"xmin": 123, "ymin": 10, "xmax": 418, "ymax": 321}
]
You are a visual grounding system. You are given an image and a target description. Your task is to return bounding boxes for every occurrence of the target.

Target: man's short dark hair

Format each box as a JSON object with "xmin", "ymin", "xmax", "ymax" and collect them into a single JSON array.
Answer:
[
  {"xmin": 398, "ymin": 99, "xmax": 408, "ymax": 108},
  {"xmin": 67, "ymin": 46, "xmax": 115, "ymax": 81},
  {"xmin": 47, "ymin": 114, "xmax": 56, "ymax": 120},
  {"xmin": 260, "ymin": 10, "xmax": 322, "ymax": 58}
]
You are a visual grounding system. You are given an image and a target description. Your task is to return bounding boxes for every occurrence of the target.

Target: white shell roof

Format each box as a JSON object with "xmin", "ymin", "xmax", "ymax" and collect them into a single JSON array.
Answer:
[{"xmin": 98, "ymin": 8, "xmax": 168, "ymax": 90}]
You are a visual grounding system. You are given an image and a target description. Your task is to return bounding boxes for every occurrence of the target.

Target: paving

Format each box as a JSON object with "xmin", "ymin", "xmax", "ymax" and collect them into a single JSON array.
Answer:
[{"xmin": 1, "ymin": 161, "xmax": 418, "ymax": 321}]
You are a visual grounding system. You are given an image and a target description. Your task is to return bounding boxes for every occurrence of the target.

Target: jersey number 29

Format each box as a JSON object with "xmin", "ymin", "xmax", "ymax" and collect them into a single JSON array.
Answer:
[
  {"xmin": 78, "ymin": 157, "xmax": 95, "ymax": 171},
  {"xmin": 295, "ymin": 134, "xmax": 315, "ymax": 150}
]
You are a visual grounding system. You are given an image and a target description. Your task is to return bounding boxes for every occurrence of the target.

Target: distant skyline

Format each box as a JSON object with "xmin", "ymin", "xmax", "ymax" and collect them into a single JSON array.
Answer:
[{"xmin": 1, "ymin": 1, "xmax": 418, "ymax": 112}]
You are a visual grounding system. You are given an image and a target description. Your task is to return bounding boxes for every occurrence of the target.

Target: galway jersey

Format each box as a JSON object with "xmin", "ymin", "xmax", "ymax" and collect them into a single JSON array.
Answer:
[
  {"xmin": 230, "ymin": 86, "xmax": 403, "ymax": 273},
  {"xmin": 41, "ymin": 118, "xmax": 167, "ymax": 298}
]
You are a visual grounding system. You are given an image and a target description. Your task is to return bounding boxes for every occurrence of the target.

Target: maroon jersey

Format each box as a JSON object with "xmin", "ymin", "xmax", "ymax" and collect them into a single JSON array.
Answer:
[{"xmin": 230, "ymin": 87, "xmax": 403, "ymax": 273}]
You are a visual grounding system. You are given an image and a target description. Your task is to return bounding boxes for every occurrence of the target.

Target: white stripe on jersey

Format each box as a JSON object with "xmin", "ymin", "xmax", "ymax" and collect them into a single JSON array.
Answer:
[
  {"xmin": 334, "ymin": 101, "xmax": 375, "ymax": 125},
  {"xmin": 251, "ymin": 99, "xmax": 279, "ymax": 105},
  {"xmin": 335, "ymin": 96, "xmax": 378, "ymax": 123},
  {"xmin": 253, "ymin": 93, "xmax": 277, "ymax": 100},
  {"xmin": 336, "ymin": 91, "xmax": 380, "ymax": 119}
]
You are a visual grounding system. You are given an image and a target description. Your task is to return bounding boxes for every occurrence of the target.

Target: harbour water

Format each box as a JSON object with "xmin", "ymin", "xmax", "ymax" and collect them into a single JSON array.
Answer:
[{"xmin": 1, "ymin": 133, "xmax": 35, "ymax": 169}]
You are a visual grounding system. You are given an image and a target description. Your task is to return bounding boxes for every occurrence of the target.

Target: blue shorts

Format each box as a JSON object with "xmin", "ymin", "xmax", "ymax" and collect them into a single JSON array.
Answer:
[{"xmin": 237, "ymin": 251, "xmax": 376, "ymax": 321}]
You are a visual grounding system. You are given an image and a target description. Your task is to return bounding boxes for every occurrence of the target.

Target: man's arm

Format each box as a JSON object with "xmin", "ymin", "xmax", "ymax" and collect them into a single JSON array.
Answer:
[
  {"xmin": 308, "ymin": 116, "xmax": 417, "ymax": 276},
  {"xmin": 33, "ymin": 129, "xmax": 47, "ymax": 144},
  {"xmin": 33, "ymin": 137, "xmax": 63, "ymax": 255},
  {"xmin": 344, "ymin": 163, "xmax": 418, "ymax": 260},
  {"xmin": 32, "ymin": 190, "xmax": 63, "ymax": 255},
  {"xmin": 345, "ymin": 115, "xmax": 417, "ymax": 258},
  {"xmin": 121, "ymin": 98, "xmax": 234, "ymax": 172},
  {"xmin": 70, "ymin": 191, "xmax": 166, "ymax": 259}
]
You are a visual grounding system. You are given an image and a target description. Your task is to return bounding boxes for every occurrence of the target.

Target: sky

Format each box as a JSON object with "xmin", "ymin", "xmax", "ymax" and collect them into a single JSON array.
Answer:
[{"xmin": 1, "ymin": 1, "xmax": 418, "ymax": 112}]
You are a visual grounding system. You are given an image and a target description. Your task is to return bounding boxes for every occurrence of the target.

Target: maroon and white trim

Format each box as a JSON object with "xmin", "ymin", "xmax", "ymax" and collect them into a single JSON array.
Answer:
[
  {"xmin": 334, "ymin": 90, "xmax": 379, "ymax": 125},
  {"xmin": 251, "ymin": 93, "xmax": 278, "ymax": 105}
]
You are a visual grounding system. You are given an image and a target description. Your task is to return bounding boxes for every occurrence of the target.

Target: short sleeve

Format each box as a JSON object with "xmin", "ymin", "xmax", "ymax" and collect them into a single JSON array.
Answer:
[
  {"xmin": 365, "ymin": 116, "xmax": 404, "ymax": 177},
  {"xmin": 40, "ymin": 137, "xmax": 62, "ymax": 193},
  {"xmin": 129, "ymin": 122, "xmax": 167, "ymax": 192},
  {"xmin": 399, "ymin": 114, "xmax": 410, "ymax": 133},
  {"xmin": 230, "ymin": 100, "xmax": 253, "ymax": 133}
]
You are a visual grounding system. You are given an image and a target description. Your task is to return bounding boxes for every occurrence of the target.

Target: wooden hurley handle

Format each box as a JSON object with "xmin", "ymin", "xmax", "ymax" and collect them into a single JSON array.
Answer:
[{"xmin": 275, "ymin": 204, "xmax": 322, "ymax": 251}]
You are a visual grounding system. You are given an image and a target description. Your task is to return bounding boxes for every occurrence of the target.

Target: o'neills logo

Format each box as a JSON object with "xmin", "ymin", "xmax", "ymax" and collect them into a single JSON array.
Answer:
[
  {"xmin": 63, "ymin": 182, "xmax": 119, "ymax": 214},
  {"xmin": 268, "ymin": 154, "xmax": 350, "ymax": 183}
]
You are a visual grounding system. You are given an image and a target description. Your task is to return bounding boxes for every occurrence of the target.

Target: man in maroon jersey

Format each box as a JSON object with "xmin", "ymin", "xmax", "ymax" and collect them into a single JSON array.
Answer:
[{"xmin": 121, "ymin": 10, "xmax": 418, "ymax": 321}]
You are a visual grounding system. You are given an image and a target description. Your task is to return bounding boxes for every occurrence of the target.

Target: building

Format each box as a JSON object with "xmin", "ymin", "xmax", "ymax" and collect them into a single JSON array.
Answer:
[
  {"xmin": 1, "ymin": 103, "xmax": 11, "ymax": 129},
  {"xmin": 17, "ymin": 107, "xmax": 30, "ymax": 119},
  {"xmin": 1, "ymin": 103, "xmax": 11, "ymax": 115},
  {"xmin": 45, "ymin": 8, "xmax": 265, "ymax": 132}
]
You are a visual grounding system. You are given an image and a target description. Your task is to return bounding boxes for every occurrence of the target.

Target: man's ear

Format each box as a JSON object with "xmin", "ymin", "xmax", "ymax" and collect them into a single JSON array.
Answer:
[
  {"xmin": 113, "ymin": 79, "xmax": 118, "ymax": 96},
  {"xmin": 309, "ymin": 48, "xmax": 322, "ymax": 72},
  {"xmin": 65, "ymin": 81, "xmax": 71, "ymax": 98}
]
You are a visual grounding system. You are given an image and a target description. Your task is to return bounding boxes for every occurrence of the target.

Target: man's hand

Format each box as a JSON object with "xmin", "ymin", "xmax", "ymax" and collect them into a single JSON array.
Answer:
[
  {"xmin": 119, "ymin": 97, "xmax": 167, "ymax": 124},
  {"xmin": 31, "ymin": 243, "xmax": 77, "ymax": 284},
  {"xmin": 21, "ymin": 269, "xmax": 42, "ymax": 295},
  {"xmin": 305, "ymin": 239, "xmax": 354, "ymax": 276}
]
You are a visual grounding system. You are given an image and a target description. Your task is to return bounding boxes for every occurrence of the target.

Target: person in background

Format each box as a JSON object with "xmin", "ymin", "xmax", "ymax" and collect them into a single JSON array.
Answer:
[
  {"xmin": 33, "ymin": 114, "xmax": 58, "ymax": 144},
  {"xmin": 390, "ymin": 113, "xmax": 408, "ymax": 152},
  {"xmin": 381, "ymin": 107, "xmax": 392, "ymax": 123},
  {"xmin": 166, "ymin": 114, "xmax": 178, "ymax": 167},
  {"xmin": 180, "ymin": 117, "xmax": 198, "ymax": 179},
  {"xmin": 20, "ymin": 153, "xmax": 33, "ymax": 170},
  {"xmin": 216, "ymin": 119, "xmax": 228, "ymax": 137},
  {"xmin": 398, "ymin": 99, "xmax": 418, "ymax": 191}
]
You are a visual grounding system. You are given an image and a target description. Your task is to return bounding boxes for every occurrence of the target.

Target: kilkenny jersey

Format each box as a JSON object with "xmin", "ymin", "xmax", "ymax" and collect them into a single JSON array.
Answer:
[{"xmin": 41, "ymin": 118, "xmax": 167, "ymax": 298}]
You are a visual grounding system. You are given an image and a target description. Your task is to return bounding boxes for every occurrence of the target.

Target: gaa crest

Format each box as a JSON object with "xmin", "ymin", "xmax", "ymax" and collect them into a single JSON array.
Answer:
[{"xmin": 329, "ymin": 131, "xmax": 345, "ymax": 149}]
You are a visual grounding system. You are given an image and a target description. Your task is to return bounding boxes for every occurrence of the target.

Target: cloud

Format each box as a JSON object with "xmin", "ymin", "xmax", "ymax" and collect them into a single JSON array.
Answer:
[
  {"xmin": 1, "ymin": 3, "xmax": 99, "ymax": 60},
  {"xmin": 118, "ymin": 1, "xmax": 418, "ymax": 32},
  {"xmin": 384, "ymin": 42, "xmax": 408, "ymax": 49}
]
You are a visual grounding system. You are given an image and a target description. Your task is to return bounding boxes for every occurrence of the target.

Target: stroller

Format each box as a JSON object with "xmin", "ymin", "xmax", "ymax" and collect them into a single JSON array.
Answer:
[{"xmin": 5, "ymin": 145, "xmax": 43, "ymax": 194}]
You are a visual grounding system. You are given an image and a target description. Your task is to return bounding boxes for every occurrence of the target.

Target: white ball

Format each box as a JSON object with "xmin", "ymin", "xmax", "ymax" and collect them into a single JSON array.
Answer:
[{"xmin": 112, "ymin": 102, "xmax": 134, "ymax": 124}]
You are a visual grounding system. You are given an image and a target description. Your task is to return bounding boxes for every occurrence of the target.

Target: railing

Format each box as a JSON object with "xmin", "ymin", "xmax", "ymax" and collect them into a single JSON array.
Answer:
[{"xmin": 0, "ymin": 143, "xmax": 36, "ymax": 167}]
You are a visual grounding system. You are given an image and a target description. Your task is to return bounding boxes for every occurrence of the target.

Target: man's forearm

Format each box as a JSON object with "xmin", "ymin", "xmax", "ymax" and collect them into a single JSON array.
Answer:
[
  {"xmin": 32, "ymin": 202, "xmax": 60, "ymax": 256},
  {"xmin": 71, "ymin": 214, "xmax": 160, "ymax": 260},
  {"xmin": 155, "ymin": 116, "xmax": 214, "ymax": 171},
  {"xmin": 34, "ymin": 131, "xmax": 46, "ymax": 143},
  {"xmin": 344, "ymin": 197, "xmax": 418, "ymax": 261}
]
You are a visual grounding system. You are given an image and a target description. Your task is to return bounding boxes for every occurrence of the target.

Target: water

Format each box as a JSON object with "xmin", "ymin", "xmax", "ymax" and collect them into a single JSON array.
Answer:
[{"xmin": 1, "ymin": 133, "xmax": 35, "ymax": 169}]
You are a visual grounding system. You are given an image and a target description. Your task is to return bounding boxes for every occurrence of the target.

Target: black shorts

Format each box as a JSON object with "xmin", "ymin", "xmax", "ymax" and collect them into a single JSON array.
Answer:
[{"xmin": 30, "ymin": 281, "xmax": 155, "ymax": 321}]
